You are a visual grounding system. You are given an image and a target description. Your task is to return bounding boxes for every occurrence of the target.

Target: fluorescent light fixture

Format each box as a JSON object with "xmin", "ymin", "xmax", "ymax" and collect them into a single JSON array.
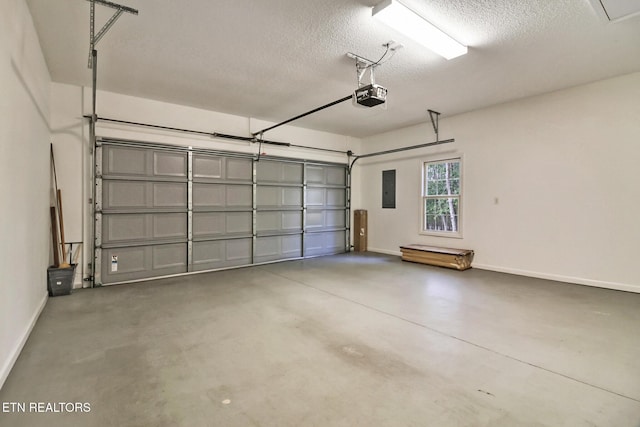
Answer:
[
  {"xmin": 372, "ymin": 0, "xmax": 468, "ymax": 60},
  {"xmin": 587, "ymin": 0, "xmax": 640, "ymax": 22}
]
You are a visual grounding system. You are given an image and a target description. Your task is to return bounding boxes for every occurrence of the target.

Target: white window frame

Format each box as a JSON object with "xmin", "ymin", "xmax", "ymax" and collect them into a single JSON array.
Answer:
[{"xmin": 420, "ymin": 156, "xmax": 463, "ymax": 238}]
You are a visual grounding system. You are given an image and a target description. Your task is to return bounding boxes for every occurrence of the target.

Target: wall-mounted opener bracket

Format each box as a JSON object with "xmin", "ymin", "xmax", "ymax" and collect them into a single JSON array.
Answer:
[
  {"xmin": 87, "ymin": 0, "xmax": 138, "ymax": 68},
  {"xmin": 428, "ymin": 109, "xmax": 441, "ymax": 141}
]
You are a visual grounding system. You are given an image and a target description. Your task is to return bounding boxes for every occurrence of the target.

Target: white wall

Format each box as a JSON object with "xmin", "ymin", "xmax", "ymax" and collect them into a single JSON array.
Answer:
[
  {"xmin": 0, "ymin": 0, "xmax": 51, "ymax": 388},
  {"xmin": 358, "ymin": 72, "xmax": 640, "ymax": 293},
  {"xmin": 49, "ymin": 84, "xmax": 363, "ymax": 286}
]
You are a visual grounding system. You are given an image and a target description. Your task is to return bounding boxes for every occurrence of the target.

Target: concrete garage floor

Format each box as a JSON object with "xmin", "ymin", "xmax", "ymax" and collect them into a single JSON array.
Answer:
[{"xmin": 1, "ymin": 253, "xmax": 639, "ymax": 427}]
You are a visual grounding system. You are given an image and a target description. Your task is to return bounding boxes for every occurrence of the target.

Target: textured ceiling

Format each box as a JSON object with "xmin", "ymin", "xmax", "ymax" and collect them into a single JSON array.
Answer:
[{"xmin": 26, "ymin": 0, "xmax": 640, "ymax": 137}]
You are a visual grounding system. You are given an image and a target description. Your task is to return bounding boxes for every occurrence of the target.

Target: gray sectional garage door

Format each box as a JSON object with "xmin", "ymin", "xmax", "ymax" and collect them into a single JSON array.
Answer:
[
  {"xmin": 305, "ymin": 164, "xmax": 348, "ymax": 257},
  {"xmin": 95, "ymin": 139, "xmax": 348, "ymax": 285},
  {"xmin": 192, "ymin": 154, "xmax": 254, "ymax": 271}
]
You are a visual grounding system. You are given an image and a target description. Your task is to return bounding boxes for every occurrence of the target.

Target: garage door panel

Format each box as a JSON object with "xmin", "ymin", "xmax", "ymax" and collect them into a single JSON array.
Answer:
[
  {"xmin": 103, "ymin": 214, "xmax": 148, "ymax": 243},
  {"xmin": 306, "ymin": 211, "xmax": 323, "ymax": 230},
  {"xmin": 193, "ymin": 184, "xmax": 224, "ymax": 208},
  {"xmin": 193, "ymin": 212, "xmax": 252, "ymax": 238},
  {"xmin": 104, "ymin": 146, "xmax": 187, "ymax": 179},
  {"xmin": 305, "ymin": 231, "xmax": 346, "ymax": 257},
  {"xmin": 326, "ymin": 167, "xmax": 346, "ymax": 186},
  {"xmin": 104, "ymin": 181, "xmax": 148, "ymax": 209},
  {"xmin": 282, "ymin": 211, "xmax": 303, "ymax": 231},
  {"xmin": 193, "ymin": 240, "xmax": 223, "ymax": 265},
  {"xmin": 306, "ymin": 166, "xmax": 324, "ymax": 185},
  {"xmin": 194, "ymin": 184, "xmax": 252, "ymax": 209},
  {"xmin": 326, "ymin": 231, "xmax": 346, "ymax": 255},
  {"xmin": 153, "ymin": 213, "xmax": 187, "ymax": 240},
  {"xmin": 257, "ymin": 161, "xmax": 303, "ymax": 183},
  {"xmin": 256, "ymin": 237, "xmax": 279, "ymax": 258},
  {"xmin": 101, "ymin": 244, "xmax": 187, "ymax": 283},
  {"xmin": 153, "ymin": 244, "xmax": 187, "ymax": 270},
  {"xmin": 257, "ymin": 211, "xmax": 302, "ymax": 233},
  {"xmin": 306, "ymin": 188, "xmax": 325, "ymax": 207},
  {"xmin": 256, "ymin": 212, "xmax": 278, "ymax": 233},
  {"xmin": 256, "ymin": 187, "xmax": 277, "ymax": 207},
  {"xmin": 305, "ymin": 210, "xmax": 345, "ymax": 231},
  {"xmin": 226, "ymin": 158, "xmax": 253, "ymax": 181},
  {"xmin": 103, "ymin": 213, "xmax": 187, "ymax": 244},
  {"xmin": 227, "ymin": 239, "xmax": 252, "ymax": 261},
  {"xmin": 305, "ymin": 161, "xmax": 347, "ymax": 259},
  {"xmin": 153, "ymin": 152, "xmax": 187, "ymax": 178},
  {"xmin": 282, "ymin": 163, "xmax": 303, "ymax": 183},
  {"xmin": 306, "ymin": 188, "xmax": 345, "ymax": 209},
  {"xmin": 325, "ymin": 210, "xmax": 346, "ymax": 228},
  {"xmin": 193, "ymin": 239, "xmax": 252, "ymax": 271},
  {"xmin": 282, "ymin": 235, "xmax": 303, "ymax": 256},
  {"xmin": 105, "ymin": 147, "xmax": 147, "ymax": 176},
  {"xmin": 326, "ymin": 189, "xmax": 346, "ymax": 207},
  {"xmin": 306, "ymin": 165, "xmax": 345, "ymax": 186},
  {"xmin": 254, "ymin": 160, "xmax": 305, "ymax": 263},
  {"xmin": 193, "ymin": 212, "xmax": 224, "ymax": 237},
  {"xmin": 103, "ymin": 181, "xmax": 187, "ymax": 210},
  {"xmin": 282, "ymin": 188, "xmax": 302, "ymax": 206},
  {"xmin": 257, "ymin": 186, "xmax": 302, "ymax": 209},
  {"xmin": 226, "ymin": 212, "xmax": 253, "ymax": 234},
  {"xmin": 255, "ymin": 235, "xmax": 302, "ymax": 263},
  {"xmin": 193, "ymin": 156, "xmax": 253, "ymax": 182},
  {"xmin": 104, "ymin": 247, "xmax": 146, "ymax": 275},
  {"xmin": 193, "ymin": 156, "xmax": 223, "ymax": 179},
  {"xmin": 226, "ymin": 185, "xmax": 253, "ymax": 207},
  {"xmin": 256, "ymin": 160, "xmax": 280, "ymax": 182},
  {"xmin": 153, "ymin": 182, "xmax": 187, "ymax": 207}
]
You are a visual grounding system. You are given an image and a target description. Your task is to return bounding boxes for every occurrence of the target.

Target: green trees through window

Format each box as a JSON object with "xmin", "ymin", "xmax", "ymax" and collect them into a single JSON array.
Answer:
[{"xmin": 423, "ymin": 159, "xmax": 461, "ymax": 234}]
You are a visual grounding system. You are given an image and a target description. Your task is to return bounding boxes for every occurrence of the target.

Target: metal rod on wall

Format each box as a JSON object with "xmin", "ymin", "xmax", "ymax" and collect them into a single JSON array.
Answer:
[
  {"xmin": 90, "ymin": 49, "xmax": 98, "ymax": 288},
  {"xmin": 86, "ymin": 116, "xmax": 351, "ymax": 155},
  {"xmin": 346, "ymin": 158, "xmax": 353, "ymax": 252},
  {"xmin": 91, "ymin": 51, "xmax": 97, "ymax": 122},
  {"xmin": 348, "ymin": 138, "xmax": 454, "ymax": 172},
  {"xmin": 94, "ymin": 116, "xmax": 251, "ymax": 140}
]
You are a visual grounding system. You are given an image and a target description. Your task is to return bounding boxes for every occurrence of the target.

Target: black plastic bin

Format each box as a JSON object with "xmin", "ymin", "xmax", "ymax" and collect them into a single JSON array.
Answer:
[{"xmin": 47, "ymin": 264, "xmax": 76, "ymax": 297}]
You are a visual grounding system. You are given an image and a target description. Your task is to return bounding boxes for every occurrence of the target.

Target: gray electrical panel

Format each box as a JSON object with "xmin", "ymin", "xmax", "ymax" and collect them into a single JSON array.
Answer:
[{"xmin": 382, "ymin": 169, "xmax": 396, "ymax": 209}]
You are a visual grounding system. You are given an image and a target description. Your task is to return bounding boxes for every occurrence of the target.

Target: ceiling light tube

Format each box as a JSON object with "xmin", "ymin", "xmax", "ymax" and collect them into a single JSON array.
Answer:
[{"xmin": 372, "ymin": 0, "xmax": 468, "ymax": 60}]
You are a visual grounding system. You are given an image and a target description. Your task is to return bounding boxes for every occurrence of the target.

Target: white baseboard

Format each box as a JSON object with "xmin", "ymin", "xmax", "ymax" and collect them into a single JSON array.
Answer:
[
  {"xmin": 369, "ymin": 247, "xmax": 402, "ymax": 256},
  {"xmin": 368, "ymin": 248, "xmax": 639, "ymax": 294},
  {"xmin": 472, "ymin": 263, "xmax": 640, "ymax": 294},
  {"xmin": 0, "ymin": 291, "xmax": 48, "ymax": 390}
]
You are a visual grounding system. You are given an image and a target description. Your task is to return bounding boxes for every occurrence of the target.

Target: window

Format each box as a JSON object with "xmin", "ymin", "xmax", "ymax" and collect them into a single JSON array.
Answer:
[{"xmin": 422, "ymin": 158, "xmax": 461, "ymax": 236}]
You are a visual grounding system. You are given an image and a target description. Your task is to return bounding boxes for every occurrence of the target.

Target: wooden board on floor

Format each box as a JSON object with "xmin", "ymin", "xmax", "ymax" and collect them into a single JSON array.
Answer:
[{"xmin": 400, "ymin": 244, "xmax": 474, "ymax": 271}]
